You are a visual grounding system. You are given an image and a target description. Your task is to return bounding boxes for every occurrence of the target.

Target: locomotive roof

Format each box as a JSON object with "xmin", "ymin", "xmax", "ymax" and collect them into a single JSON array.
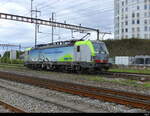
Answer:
[
  {"xmin": 34, "ymin": 39, "xmax": 83, "ymax": 49},
  {"xmin": 33, "ymin": 39, "xmax": 104, "ymax": 50}
]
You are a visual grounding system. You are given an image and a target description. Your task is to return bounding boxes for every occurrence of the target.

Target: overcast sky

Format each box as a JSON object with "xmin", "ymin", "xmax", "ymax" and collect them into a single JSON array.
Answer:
[{"xmin": 0, "ymin": 0, "xmax": 114, "ymax": 53}]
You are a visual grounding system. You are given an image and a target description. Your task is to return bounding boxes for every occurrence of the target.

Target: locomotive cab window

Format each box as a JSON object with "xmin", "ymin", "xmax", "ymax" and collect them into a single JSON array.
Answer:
[
  {"xmin": 93, "ymin": 42, "xmax": 109, "ymax": 54},
  {"xmin": 77, "ymin": 46, "xmax": 80, "ymax": 52}
]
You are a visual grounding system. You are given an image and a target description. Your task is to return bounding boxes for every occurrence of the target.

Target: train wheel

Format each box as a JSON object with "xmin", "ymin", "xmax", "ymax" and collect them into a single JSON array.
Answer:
[{"xmin": 76, "ymin": 66, "xmax": 83, "ymax": 74}]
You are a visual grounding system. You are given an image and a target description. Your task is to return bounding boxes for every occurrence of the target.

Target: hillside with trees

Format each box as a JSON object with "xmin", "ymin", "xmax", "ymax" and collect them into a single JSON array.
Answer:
[{"xmin": 103, "ymin": 39, "xmax": 150, "ymax": 57}]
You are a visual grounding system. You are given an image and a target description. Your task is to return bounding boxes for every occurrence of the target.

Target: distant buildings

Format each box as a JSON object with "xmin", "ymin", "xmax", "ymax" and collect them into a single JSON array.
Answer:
[{"xmin": 114, "ymin": 0, "xmax": 150, "ymax": 39}]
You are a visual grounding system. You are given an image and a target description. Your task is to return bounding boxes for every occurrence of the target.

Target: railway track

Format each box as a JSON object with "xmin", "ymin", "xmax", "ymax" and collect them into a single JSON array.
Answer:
[
  {"xmin": 102, "ymin": 71, "xmax": 150, "ymax": 81},
  {"xmin": 0, "ymin": 71, "xmax": 149, "ymax": 111},
  {"xmin": 0, "ymin": 100, "xmax": 26, "ymax": 113},
  {"xmin": 0, "ymin": 84, "xmax": 82, "ymax": 113}
]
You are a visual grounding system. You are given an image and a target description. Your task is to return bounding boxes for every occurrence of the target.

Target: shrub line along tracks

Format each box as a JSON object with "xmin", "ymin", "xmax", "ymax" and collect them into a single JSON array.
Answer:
[
  {"xmin": 0, "ymin": 100, "xmax": 26, "ymax": 113},
  {"xmin": 0, "ymin": 71, "xmax": 149, "ymax": 111}
]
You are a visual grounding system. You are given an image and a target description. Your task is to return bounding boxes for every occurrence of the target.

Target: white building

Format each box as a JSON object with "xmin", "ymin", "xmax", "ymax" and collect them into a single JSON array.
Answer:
[
  {"xmin": 10, "ymin": 50, "xmax": 17, "ymax": 60},
  {"xmin": 114, "ymin": 0, "xmax": 150, "ymax": 39}
]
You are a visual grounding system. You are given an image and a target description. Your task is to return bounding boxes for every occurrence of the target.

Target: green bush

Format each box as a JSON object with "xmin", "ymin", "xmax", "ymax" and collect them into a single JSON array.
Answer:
[
  {"xmin": 0, "ymin": 58, "xmax": 24, "ymax": 64},
  {"xmin": 10, "ymin": 59, "xmax": 24, "ymax": 64},
  {"xmin": 0, "ymin": 51, "xmax": 25, "ymax": 64}
]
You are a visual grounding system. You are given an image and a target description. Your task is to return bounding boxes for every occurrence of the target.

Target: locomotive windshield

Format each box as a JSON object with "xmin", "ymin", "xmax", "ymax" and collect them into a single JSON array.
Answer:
[{"xmin": 93, "ymin": 42, "xmax": 109, "ymax": 54}]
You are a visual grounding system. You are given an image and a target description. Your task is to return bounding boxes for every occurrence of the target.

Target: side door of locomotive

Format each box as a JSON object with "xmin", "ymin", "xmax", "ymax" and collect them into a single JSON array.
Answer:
[
  {"xmin": 74, "ymin": 45, "xmax": 81, "ymax": 61},
  {"xmin": 74, "ymin": 45, "xmax": 91, "ymax": 62}
]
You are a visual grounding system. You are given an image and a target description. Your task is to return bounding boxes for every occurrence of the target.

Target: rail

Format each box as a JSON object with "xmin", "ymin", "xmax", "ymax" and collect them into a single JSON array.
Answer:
[
  {"xmin": 0, "ymin": 71, "xmax": 149, "ymax": 111},
  {"xmin": 0, "ymin": 100, "xmax": 26, "ymax": 113},
  {"xmin": 104, "ymin": 71, "xmax": 150, "ymax": 81}
]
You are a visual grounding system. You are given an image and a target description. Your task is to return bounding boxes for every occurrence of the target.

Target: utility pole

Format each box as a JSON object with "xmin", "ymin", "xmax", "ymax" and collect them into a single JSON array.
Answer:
[
  {"xmin": 31, "ymin": 0, "xmax": 41, "ymax": 48},
  {"xmin": 71, "ymin": 30, "xmax": 74, "ymax": 39},
  {"xmin": 19, "ymin": 44, "xmax": 21, "ymax": 51},
  {"xmin": 97, "ymin": 30, "xmax": 111, "ymax": 41},
  {"xmin": 97, "ymin": 29, "xmax": 100, "ymax": 41},
  {"xmin": 51, "ymin": 12, "xmax": 55, "ymax": 44},
  {"xmin": 31, "ymin": 0, "xmax": 34, "ymax": 18},
  {"xmin": 31, "ymin": 8, "xmax": 41, "ymax": 48}
]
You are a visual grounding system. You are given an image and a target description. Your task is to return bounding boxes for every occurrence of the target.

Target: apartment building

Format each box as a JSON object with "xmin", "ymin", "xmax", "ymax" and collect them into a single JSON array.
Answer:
[{"xmin": 114, "ymin": 0, "xmax": 150, "ymax": 39}]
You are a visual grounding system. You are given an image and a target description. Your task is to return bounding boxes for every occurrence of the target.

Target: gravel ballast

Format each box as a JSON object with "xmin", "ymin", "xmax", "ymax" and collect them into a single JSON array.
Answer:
[
  {"xmin": 0, "ymin": 78, "xmax": 147, "ymax": 113},
  {"xmin": 0, "ymin": 68, "xmax": 149, "ymax": 96},
  {"xmin": 0, "ymin": 86, "xmax": 77, "ymax": 113}
]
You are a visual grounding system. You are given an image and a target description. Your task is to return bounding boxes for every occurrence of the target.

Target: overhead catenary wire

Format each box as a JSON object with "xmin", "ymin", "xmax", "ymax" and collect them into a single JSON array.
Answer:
[
  {"xmin": 38, "ymin": 0, "xmax": 113, "ymax": 12},
  {"xmin": 34, "ymin": 0, "xmax": 114, "ymax": 40},
  {"xmin": 39, "ymin": 0, "xmax": 145, "ymax": 20},
  {"xmin": 40, "ymin": 0, "xmax": 113, "ymax": 17},
  {"xmin": 0, "ymin": 0, "xmax": 114, "ymax": 46}
]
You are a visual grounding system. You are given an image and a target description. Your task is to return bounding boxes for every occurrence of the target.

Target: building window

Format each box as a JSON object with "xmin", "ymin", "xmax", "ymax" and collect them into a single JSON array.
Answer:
[
  {"xmin": 132, "ymin": 13, "xmax": 135, "ymax": 18},
  {"xmin": 137, "ymin": 27, "xmax": 140, "ymax": 32},
  {"xmin": 137, "ymin": 6, "xmax": 140, "ymax": 10},
  {"xmin": 144, "ymin": 12, "xmax": 147, "ymax": 17},
  {"xmin": 137, "ymin": 13, "xmax": 140, "ymax": 17},
  {"xmin": 132, "ymin": 34, "xmax": 135, "ymax": 38},
  {"xmin": 132, "ymin": 20, "xmax": 135, "ymax": 24},
  {"xmin": 121, "ymin": 15, "xmax": 124, "ymax": 20},
  {"xmin": 145, "ymin": 26, "xmax": 148, "ymax": 31},
  {"xmin": 122, "ymin": 1, "xmax": 124, "ymax": 6},
  {"xmin": 132, "ymin": 28, "xmax": 135, "ymax": 32},
  {"xmin": 145, "ymin": 34, "xmax": 148, "ymax": 39},
  {"xmin": 137, "ymin": 34, "xmax": 140, "ymax": 38},
  {"xmin": 125, "ymin": 0, "xmax": 128, "ymax": 4},
  {"xmin": 144, "ymin": 19, "xmax": 148, "ymax": 24},
  {"xmin": 145, "ymin": 5, "xmax": 147, "ymax": 9},
  {"xmin": 137, "ymin": 20, "xmax": 140, "ymax": 24},
  {"xmin": 125, "ymin": 28, "xmax": 128, "ymax": 32},
  {"xmin": 125, "ymin": 21, "xmax": 128, "ymax": 25}
]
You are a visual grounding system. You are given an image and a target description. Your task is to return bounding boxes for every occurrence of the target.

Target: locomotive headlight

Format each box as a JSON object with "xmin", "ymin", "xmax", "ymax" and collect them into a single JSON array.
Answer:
[
  {"xmin": 101, "ymin": 51, "xmax": 105, "ymax": 54},
  {"xmin": 95, "ymin": 51, "xmax": 105, "ymax": 54},
  {"xmin": 95, "ymin": 51, "xmax": 99, "ymax": 54},
  {"xmin": 92, "ymin": 56, "xmax": 96, "ymax": 60}
]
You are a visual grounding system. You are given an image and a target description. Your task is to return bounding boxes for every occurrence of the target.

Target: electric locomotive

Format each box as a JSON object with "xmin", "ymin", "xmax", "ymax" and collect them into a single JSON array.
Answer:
[{"xmin": 24, "ymin": 39, "xmax": 111, "ymax": 73}]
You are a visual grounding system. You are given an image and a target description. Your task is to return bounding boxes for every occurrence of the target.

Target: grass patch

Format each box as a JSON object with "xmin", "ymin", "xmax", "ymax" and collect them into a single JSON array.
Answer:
[
  {"xmin": 0, "ymin": 63, "xmax": 29, "ymax": 71},
  {"xmin": 117, "ymin": 80, "xmax": 139, "ymax": 87},
  {"xmin": 109, "ymin": 68, "xmax": 150, "ymax": 74},
  {"xmin": 143, "ymin": 83, "xmax": 150, "ymax": 88},
  {"xmin": 83, "ymin": 76, "xmax": 106, "ymax": 82},
  {"xmin": 0, "ymin": 63, "xmax": 149, "ymax": 89}
]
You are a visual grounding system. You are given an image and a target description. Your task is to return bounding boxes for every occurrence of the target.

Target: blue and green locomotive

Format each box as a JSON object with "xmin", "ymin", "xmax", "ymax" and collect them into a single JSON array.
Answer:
[{"xmin": 24, "ymin": 39, "xmax": 111, "ymax": 73}]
